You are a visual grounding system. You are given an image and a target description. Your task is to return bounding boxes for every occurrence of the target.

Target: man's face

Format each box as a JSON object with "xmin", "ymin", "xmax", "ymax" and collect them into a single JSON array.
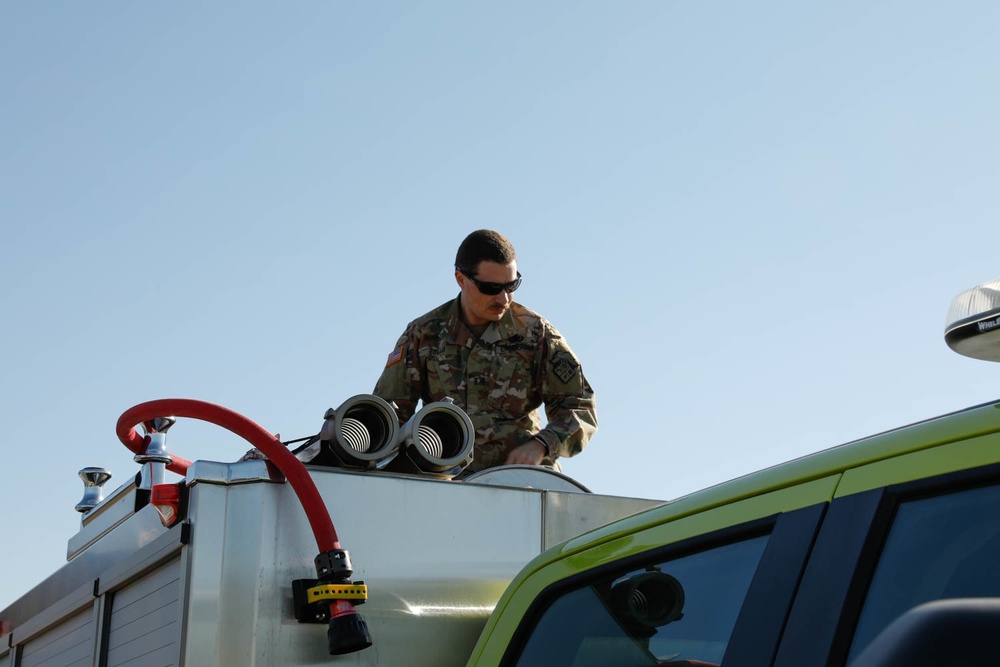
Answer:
[{"xmin": 456, "ymin": 260, "xmax": 518, "ymax": 326}]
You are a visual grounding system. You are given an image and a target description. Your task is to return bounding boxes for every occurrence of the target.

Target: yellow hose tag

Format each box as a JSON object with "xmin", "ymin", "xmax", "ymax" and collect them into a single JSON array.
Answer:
[{"xmin": 306, "ymin": 583, "xmax": 368, "ymax": 603}]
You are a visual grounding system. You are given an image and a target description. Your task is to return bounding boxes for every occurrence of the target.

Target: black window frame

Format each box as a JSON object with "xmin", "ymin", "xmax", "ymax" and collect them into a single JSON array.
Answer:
[{"xmin": 773, "ymin": 459, "xmax": 1000, "ymax": 667}]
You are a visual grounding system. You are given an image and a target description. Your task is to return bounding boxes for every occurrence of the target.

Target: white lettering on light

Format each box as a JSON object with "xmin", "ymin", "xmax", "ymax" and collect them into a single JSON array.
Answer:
[{"xmin": 977, "ymin": 316, "xmax": 1000, "ymax": 332}]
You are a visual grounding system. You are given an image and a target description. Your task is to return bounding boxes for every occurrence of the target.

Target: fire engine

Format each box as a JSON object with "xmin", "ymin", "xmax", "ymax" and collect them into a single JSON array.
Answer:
[{"xmin": 4, "ymin": 277, "xmax": 1000, "ymax": 666}]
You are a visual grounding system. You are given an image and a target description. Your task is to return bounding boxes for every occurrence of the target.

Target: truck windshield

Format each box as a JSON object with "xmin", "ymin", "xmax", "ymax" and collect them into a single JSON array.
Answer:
[{"xmin": 511, "ymin": 535, "xmax": 769, "ymax": 666}]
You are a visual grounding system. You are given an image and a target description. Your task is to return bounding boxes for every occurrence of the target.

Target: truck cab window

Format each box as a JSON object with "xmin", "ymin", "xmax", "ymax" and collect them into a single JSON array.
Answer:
[
  {"xmin": 847, "ymin": 482, "xmax": 1000, "ymax": 662},
  {"xmin": 512, "ymin": 535, "xmax": 769, "ymax": 667}
]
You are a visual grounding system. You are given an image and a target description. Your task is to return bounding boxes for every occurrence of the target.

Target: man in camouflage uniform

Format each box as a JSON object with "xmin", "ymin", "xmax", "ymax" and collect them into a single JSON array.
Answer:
[{"xmin": 374, "ymin": 229, "xmax": 597, "ymax": 474}]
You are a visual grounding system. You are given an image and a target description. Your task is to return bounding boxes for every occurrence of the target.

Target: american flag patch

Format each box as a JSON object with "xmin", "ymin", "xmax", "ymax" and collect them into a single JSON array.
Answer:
[{"xmin": 385, "ymin": 345, "xmax": 404, "ymax": 368}]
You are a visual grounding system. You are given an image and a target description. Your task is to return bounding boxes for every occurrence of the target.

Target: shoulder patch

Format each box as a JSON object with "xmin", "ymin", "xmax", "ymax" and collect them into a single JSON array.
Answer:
[
  {"xmin": 550, "ymin": 350, "xmax": 579, "ymax": 384},
  {"xmin": 385, "ymin": 345, "xmax": 404, "ymax": 368}
]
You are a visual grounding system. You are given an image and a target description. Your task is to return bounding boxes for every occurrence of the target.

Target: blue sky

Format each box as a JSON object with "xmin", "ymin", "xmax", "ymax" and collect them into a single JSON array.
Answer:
[{"xmin": 3, "ymin": 2, "xmax": 1000, "ymax": 609}]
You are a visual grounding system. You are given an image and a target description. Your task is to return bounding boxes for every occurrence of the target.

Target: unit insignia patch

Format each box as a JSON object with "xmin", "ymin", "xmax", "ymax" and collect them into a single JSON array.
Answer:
[{"xmin": 550, "ymin": 351, "xmax": 579, "ymax": 384}]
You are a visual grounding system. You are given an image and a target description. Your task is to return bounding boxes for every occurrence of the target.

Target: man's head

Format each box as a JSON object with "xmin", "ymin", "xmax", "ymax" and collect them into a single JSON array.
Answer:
[
  {"xmin": 454, "ymin": 230, "xmax": 520, "ymax": 327},
  {"xmin": 455, "ymin": 229, "xmax": 517, "ymax": 272}
]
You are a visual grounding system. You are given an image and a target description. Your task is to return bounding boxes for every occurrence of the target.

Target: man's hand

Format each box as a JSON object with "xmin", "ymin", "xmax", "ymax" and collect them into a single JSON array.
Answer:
[{"xmin": 504, "ymin": 438, "xmax": 547, "ymax": 466}]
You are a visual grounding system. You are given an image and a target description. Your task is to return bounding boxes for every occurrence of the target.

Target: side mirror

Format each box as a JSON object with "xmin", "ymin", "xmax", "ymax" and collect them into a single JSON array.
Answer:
[
  {"xmin": 608, "ymin": 571, "xmax": 685, "ymax": 638},
  {"xmin": 849, "ymin": 598, "xmax": 1000, "ymax": 667}
]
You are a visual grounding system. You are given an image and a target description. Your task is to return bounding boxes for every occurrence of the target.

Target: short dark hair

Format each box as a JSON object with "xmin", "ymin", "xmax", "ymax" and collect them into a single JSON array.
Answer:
[{"xmin": 455, "ymin": 230, "xmax": 517, "ymax": 275}]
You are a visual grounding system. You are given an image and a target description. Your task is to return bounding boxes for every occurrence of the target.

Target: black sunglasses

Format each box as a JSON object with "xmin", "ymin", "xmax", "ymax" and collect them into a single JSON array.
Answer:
[{"xmin": 457, "ymin": 267, "xmax": 522, "ymax": 296}]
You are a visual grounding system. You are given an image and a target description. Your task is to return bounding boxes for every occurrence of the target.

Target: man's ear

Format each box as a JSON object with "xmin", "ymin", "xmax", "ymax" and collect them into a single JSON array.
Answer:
[{"xmin": 455, "ymin": 270, "xmax": 464, "ymax": 289}]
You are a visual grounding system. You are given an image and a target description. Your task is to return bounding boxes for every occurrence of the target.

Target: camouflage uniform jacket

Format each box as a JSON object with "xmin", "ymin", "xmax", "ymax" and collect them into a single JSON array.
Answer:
[{"xmin": 373, "ymin": 296, "xmax": 597, "ymax": 473}]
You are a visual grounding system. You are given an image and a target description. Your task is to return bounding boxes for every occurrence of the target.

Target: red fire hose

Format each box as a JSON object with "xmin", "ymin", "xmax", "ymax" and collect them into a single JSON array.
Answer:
[
  {"xmin": 116, "ymin": 398, "xmax": 340, "ymax": 550},
  {"xmin": 117, "ymin": 398, "xmax": 372, "ymax": 654}
]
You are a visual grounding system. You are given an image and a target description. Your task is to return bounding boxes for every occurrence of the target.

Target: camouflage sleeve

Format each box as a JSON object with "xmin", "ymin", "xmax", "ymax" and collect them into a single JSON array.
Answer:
[
  {"xmin": 372, "ymin": 328, "xmax": 421, "ymax": 425},
  {"xmin": 534, "ymin": 323, "xmax": 598, "ymax": 459}
]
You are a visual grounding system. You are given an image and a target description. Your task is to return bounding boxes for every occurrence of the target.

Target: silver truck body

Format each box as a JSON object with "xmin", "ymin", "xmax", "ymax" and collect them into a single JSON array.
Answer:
[{"xmin": 0, "ymin": 461, "xmax": 657, "ymax": 666}]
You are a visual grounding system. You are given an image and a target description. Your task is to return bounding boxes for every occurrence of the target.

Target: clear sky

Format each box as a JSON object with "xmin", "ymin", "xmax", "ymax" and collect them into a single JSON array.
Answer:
[{"xmin": 3, "ymin": 2, "xmax": 1000, "ymax": 610}]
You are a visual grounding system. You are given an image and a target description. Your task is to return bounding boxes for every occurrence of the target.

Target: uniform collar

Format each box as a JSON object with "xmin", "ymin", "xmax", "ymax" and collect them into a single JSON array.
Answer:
[{"xmin": 447, "ymin": 295, "xmax": 518, "ymax": 346}]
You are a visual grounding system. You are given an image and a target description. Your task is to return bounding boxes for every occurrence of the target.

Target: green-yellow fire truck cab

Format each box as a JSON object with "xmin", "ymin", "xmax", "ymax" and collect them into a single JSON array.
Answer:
[{"xmin": 469, "ymin": 277, "xmax": 1000, "ymax": 667}]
